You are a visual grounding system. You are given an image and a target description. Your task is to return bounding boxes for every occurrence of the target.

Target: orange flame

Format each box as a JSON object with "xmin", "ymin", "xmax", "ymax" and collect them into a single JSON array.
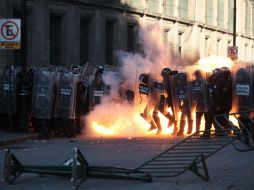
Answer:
[{"xmin": 88, "ymin": 55, "xmax": 235, "ymax": 138}]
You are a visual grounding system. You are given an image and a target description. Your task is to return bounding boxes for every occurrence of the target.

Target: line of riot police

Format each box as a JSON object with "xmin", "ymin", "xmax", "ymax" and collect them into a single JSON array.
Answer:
[
  {"xmin": 0, "ymin": 64, "xmax": 109, "ymax": 138},
  {"xmin": 137, "ymin": 63, "xmax": 254, "ymax": 138}
]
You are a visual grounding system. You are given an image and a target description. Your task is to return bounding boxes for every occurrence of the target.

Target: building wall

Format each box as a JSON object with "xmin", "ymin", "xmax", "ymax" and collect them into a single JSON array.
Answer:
[{"xmin": 0, "ymin": 0, "xmax": 254, "ymax": 70}]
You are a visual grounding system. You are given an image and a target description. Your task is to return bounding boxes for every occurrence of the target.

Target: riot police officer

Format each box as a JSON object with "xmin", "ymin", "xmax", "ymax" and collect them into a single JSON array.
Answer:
[
  {"xmin": 174, "ymin": 73, "xmax": 193, "ymax": 136},
  {"xmin": 89, "ymin": 67, "xmax": 108, "ymax": 110},
  {"xmin": 202, "ymin": 68, "xmax": 230, "ymax": 137},
  {"xmin": 235, "ymin": 67, "xmax": 253, "ymax": 143},
  {"xmin": 139, "ymin": 73, "xmax": 162, "ymax": 134},
  {"xmin": 191, "ymin": 69, "xmax": 207, "ymax": 133},
  {"xmin": 161, "ymin": 68, "xmax": 178, "ymax": 135},
  {"xmin": 31, "ymin": 68, "xmax": 56, "ymax": 138}
]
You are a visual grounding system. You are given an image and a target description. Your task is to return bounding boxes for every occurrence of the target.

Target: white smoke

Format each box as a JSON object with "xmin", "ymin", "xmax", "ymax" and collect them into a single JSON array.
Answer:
[{"xmin": 84, "ymin": 24, "xmax": 173, "ymax": 137}]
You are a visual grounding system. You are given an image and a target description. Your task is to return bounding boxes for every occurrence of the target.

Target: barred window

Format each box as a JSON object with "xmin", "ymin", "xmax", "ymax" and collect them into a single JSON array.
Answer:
[
  {"xmin": 105, "ymin": 21, "xmax": 114, "ymax": 65},
  {"xmin": 228, "ymin": 0, "xmax": 234, "ymax": 31},
  {"xmin": 128, "ymin": 0, "xmax": 140, "ymax": 9},
  {"xmin": 206, "ymin": 0, "xmax": 213, "ymax": 26},
  {"xmin": 127, "ymin": 24, "xmax": 135, "ymax": 52},
  {"xmin": 218, "ymin": 0, "xmax": 224, "ymax": 28},
  {"xmin": 80, "ymin": 19, "xmax": 90, "ymax": 65},
  {"xmin": 50, "ymin": 15, "xmax": 62, "ymax": 66},
  {"xmin": 165, "ymin": 0, "xmax": 174, "ymax": 17},
  {"xmin": 148, "ymin": 0, "xmax": 159, "ymax": 13},
  {"xmin": 245, "ymin": 3, "xmax": 251, "ymax": 35},
  {"xmin": 180, "ymin": 0, "xmax": 188, "ymax": 20}
]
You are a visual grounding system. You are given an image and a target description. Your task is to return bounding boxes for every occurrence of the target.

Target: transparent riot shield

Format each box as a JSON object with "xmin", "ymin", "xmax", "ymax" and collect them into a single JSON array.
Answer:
[
  {"xmin": 232, "ymin": 62, "xmax": 252, "ymax": 112},
  {"xmin": 88, "ymin": 72, "xmax": 109, "ymax": 110},
  {"xmin": 31, "ymin": 69, "xmax": 56, "ymax": 119},
  {"xmin": 187, "ymin": 66, "xmax": 208, "ymax": 113},
  {"xmin": 249, "ymin": 64, "xmax": 254, "ymax": 111},
  {"xmin": 54, "ymin": 72, "xmax": 80, "ymax": 119},
  {"xmin": 170, "ymin": 72, "xmax": 193, "ymax": 122},
  {"xmin": 0, "ymin": 66, "xmax": 17, "ymax": 114}
]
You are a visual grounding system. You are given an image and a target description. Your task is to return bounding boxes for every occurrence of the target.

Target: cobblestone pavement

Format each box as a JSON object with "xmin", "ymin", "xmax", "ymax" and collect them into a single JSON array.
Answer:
[{"xmin": 0, "ymin": 136, "xmax": 254, "ymax": 190}]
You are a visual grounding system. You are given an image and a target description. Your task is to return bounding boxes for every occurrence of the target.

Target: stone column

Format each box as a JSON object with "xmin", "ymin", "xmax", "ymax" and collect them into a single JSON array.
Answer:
[{"xmin": 30, "ymin": 0, "xmax": 48, "ymax": 67}]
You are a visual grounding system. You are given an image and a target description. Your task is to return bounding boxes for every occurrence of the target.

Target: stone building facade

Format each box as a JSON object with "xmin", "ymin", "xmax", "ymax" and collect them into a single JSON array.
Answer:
[{"xmin": 0, "ymin": 0, "xmax": 254, "ymax": 70}]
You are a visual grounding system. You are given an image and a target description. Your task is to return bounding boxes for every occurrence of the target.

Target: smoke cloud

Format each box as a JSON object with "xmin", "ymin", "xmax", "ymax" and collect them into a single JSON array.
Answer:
[{"xmin": 84, "ymin": 23, "xmax": 173, "ymax": 137}]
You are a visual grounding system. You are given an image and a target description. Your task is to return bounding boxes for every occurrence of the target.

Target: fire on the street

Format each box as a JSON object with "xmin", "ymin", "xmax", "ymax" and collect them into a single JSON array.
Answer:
[{"xmin": 88, "ymin": 55, "xmax": 235, "ymax": 138}]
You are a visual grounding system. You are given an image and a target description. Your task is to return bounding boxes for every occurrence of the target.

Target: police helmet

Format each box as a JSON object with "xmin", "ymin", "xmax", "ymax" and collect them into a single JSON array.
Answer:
[
  {"xmin": 96, "ymin": 65, "xmax": 104, "ymax": 74},
  {"xmin": 139, "ymin": 73, "xmax": 149, "ymax": 84},
  {"xmin": 236, "ymin": 68, "xmax": 248, "ymax": 82},
  {"xmin": 176, "ymin": 72, "xmax": 187, "ymax": 85},
  {"xmin": 161, "ymin": 68, "xmax": 172, "ymax": 77},
  {"xmin": 72, "ymin": 65, "xmax": 80, "ymax": 74},
  {"xmin": 194, "ymin": 69, "xmax": 202, "ymax": 78}
]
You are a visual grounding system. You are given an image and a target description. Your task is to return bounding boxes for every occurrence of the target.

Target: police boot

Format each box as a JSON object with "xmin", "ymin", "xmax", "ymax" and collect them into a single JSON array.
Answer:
[
  {"xmin": 153, "ymin": 112, "xmax": 162, "ymax": 135},
  {"xmin": 171, "ymin": 121, "xmax": 178, "ymax": 135},
  {"xmin": 177, "ymin": 120, "xmax": 185, "ymax": 136},
  {"xmin": 148, "ymin": 121, "xmax": 157, "ymax": 131},
  {"xmin": 187, "ymin": 120, "xmax": 193, "ymax": 134}
]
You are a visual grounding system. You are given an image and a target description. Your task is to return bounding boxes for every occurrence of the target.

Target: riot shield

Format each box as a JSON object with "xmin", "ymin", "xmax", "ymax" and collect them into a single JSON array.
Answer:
[
  {"xmin": 31, "ymin": 69, "xmax": 56, "ymax": 119},
  {"xmin": 187, "ymin": 66, "xmax": 208, "ymax": 113},
  {"xmin": 232, "ymin": 62, "xmax": 252, "ymax": 112},
  {"xmin": 54, "ymin": 71, "xmax": 80, "ymax": 119},
  {"xmin": 0, "ymin": 66, "xmax": 17, "ymax": 114},
  {"xmin": 88, "ymin": 72, "xmax": 109, "ymax": 110},
  {"xmin": 170, "ymin": 72, "xmax": 193, "ymax": 122},
  {"xmin": 249, "ymin": 64, "xmax": 254, "ymax": 111}
]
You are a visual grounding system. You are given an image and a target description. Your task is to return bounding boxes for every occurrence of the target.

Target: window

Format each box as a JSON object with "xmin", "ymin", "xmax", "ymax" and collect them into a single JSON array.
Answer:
[
  {"xmin": 252, "ymin": 45, "xmax": 254, "ymax": 60},
  {"xmin": 206, "ymin": 0, "xmax": 213, "ymax": 25},
  {"xmin": 245, "ymin": 44, "xmax": 248, "ymax": 60},
  {"xmin": 127, "ymin": 24, "xmax": 135, "ymax": 52},
  {"xmin": 228, "ymin": 0, "xmax": 234, "ymax": 31},
  {"xmin": 178, "ymin": 32, "xmax": 183, "ymax": 64},
  {"xmin": 205, "ymin": 36, "xmax": 209, "ymax": 56},
  {"xmin": 252, "ymin": 6, "xmax": 254, "ymax": 36},
  {"xmin": 163, "ymin": 30, "xmax": 168, "ymax": 45},
  {"xmin": 128, "ymin": 0, "xmax": 140, "ymax": 9},
  {"xmin": 217, "ymin": 39, "xmax": 221, "ymax": 55},
  {"xmin": 245, "ymin": 3, "xmax": 251, "ymax": 35},
  {"xmin": 148, "ymin": 0, "xmax": 159, "ymax": 13},
  {"xmin": 180, "ymin": 0, "xmax": 188, "ymax": 19},
  {"xmin": 50, "ymin": 15, "xmax": 62, "ymax": 66},
  {"xmin": 13, "ymin": 11, "xmax": 22, "ymax": 67},
  {"xmin": 105, "ymin": 21, "xmax": 114, "ymax": 65},
  {"xmin": 13, "ymin": 11, "xmax": 29, "ymax": 67},
  {"xmin": 165, "ymin": 0, "xmax": 174, "ymax": 17},
  {"xmin": 80, "ymin": 19, "xmax": 90, "ymax": 65},
  {"xmin": 218, "ymin": 0, "xmax": 224, "ymax": 28}
]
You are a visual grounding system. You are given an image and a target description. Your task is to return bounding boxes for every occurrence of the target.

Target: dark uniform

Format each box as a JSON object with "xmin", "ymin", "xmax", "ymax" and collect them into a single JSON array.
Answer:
[
  {"xmin": 202, "ymin": 68, "xmax": 232, "ymax": 137},
  {"xmin": 161, "ymin": 68, "xmax": 178, "ymax": 135},
  {"xmin": 235, "ymin": 67, "xmax": 253, "ymax": 143},
  {"xmin": 89, "ymin": 70, "xmax": 108, "ymax": 110},
  {"xmin": 139, "ymin": 73, "xmax": 162, "ymax": 134},
  {"xmin": 174, "ymin": 73, "xmax": 193, "ymax": 136},
  {"xmin": 191, "ymin": 70, "xmax": 207, "ymax": 133}
]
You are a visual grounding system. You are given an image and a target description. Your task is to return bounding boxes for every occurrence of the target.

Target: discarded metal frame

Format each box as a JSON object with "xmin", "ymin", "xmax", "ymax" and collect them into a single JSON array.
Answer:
[
  {"xmin": 2, "ymin": 148, "xmax": 152, "ymax": 189},
  {"xmin": 214, "ymin": 110, "xmax": 254, "ymax": 152}
]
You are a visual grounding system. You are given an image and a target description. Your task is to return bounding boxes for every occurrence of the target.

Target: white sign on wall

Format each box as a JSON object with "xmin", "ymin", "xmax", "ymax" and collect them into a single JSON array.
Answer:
[
  {"xmin": 0, "ymin": 19, "xmax": 21, "ymax": 49},
  {"xmin": 227, "ymin": 46, "xmax": 238, "ymax": 60}
]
